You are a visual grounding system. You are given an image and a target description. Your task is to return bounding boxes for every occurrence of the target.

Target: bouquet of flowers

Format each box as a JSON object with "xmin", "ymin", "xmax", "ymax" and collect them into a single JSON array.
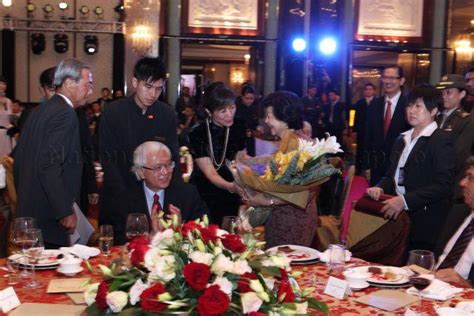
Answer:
[
  {"xmin": 233, "ymin": 131, "xmax": 343, "ymax": 209},
  {"xmin": 84, "ymin": 215, "xmax": 328, "ymax": 315}
]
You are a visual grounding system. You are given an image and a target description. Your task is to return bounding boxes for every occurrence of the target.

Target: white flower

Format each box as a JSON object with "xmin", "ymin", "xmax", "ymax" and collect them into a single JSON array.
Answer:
[
  {"xmin": 232, "ymin": 259, "xmax": 252, "ymax": 275},
  {"xmin": 84, "ymin": 283, "xmax": 99, "ymax": 306},
  {"xmin": 241, "ymin": 292, "xmax": 263, "ymax": 314},
  {"xmin": 144, "ymin": 248, "xmax": 161, "ymax": 271},
  {"xmin": 106, "ymin": 291, "xmax": 128, "ymax": 313},
  {"xmin": 261, "ymin": 254, "xmax": 291, "ymax": 269},
  {"xmin": 249, "ymin": 279, "xmax": 270, "ymax": 302},
  {"xmin": 263, "ymin": 276, "xmax": 276, "ymax": 291},
  {"xmin": 298, "ymin": 134, "xmax": 343, "ymax": 159},
  {"xmin": 295, "ymin": 301, "xmax": 308, "ymax": 314},
  {"xmin": 189, "ymin": 251, "xmax": 214, "ymax": 266},
  {"xmin": 129, "ymin": 279, "xmax": 149, "ymax": 306},
  {"xmin": 149, "ymin": 255, "xmax": 176, "ymax": 282},
  {"xmin": 210, "ymin": 277, "xmax": 233, "ymax": 298},
  {"xmin": 211, "ymin": 254, "xmax": 234, "ymax": 276},
  {"xmin": 151, "ymin": 228, "xmax": 175, "ymax": 248}
]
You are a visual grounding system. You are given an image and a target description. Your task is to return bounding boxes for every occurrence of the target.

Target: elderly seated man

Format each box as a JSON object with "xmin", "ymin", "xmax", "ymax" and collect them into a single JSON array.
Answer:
[
  {"xmin": 131, "ymin": 141, "xmax": 209, "ymax": 236},
  {"xmin": 435, "ymin": 157, "xmax": 474, "ymax": 288}
]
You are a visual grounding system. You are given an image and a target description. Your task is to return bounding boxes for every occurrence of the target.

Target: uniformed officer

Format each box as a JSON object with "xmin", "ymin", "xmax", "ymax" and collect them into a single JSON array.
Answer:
[{"xmin": 437, "ymin": 74, "xmax": 474, "ymax": 200}]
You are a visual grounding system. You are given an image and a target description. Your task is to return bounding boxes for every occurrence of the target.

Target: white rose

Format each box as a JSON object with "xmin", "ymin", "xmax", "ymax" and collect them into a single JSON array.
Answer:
[
  {"xmin": 129, "ymin": 279, "xmax": 149, "ymax": 306},
  {"xmin": 263, "ymin": 277, "xmax": 276, "ymax": 291},
  {"xmin": 149, "ymin": 255, "xmax": 176, "ymax": 282},
  {"xmin": 232, "ymin": 259, "xmax": 252, "ymax": 275},
  {"xmin": 211, "ymin": 254, "xmax": 233, "ymax": 276},
  {"xmin": 84, "ymin": 283, "xmax": 99, "ymax": 306},
  {"xmin": 210, "ymin": 277, "xmax": 233, "ymax": 298},
  {"xmin": 151, "ymin": 228, "xmax": 175, "ymax": 248},
  {"xmin": 106, "ymin": 291, "xmax": 128, "ymax": 313},
  {"xmin": 241, "ymin": 292, "xmax": 263, "ymax": 314},
  {"xmin": 144, "ymin": 248, "xmax": 161, "ymax": 271},
  {"xmin": 295, "ymin": 301, "xmax": 308, "ymax": 314},
  {"xmin": 189, "ymin": 251, "xmax": 214, "ymax": 266},
  {"xmin": 261, "ymin": 254, "xmax": 291, "ymax": 269}
]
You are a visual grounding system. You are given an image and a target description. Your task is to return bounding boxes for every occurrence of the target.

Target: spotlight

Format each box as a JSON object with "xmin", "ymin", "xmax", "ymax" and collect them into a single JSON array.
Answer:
[
  {"xmin": 79, "ymin": 5, "xmax": 89, "ymax": 19},
  {"xmin": 93, "ymin": 6, "xmax": 104, "ymax": 19},
  {"xmin": 31, "ymin": 33, "xmax": 46, "ymax": 55},
  {"xmin": 84, "ymin": 35, "xmax": 98, "ymax": 55},
  {"xmin": 318, "ymin": 37, "xmax": 337, "ymax": 56},
  {"xmin": 292, "ymin": 38, "xmax": 306, "ymax": 52},
  {"xmin": 27, "ymin": 3, "xmax": 37, "ymax": 16},
  {"xmin": 2, "ymin": 0, "xmax": 12, "ymax": 7},
  {"xmin": 43, "ymin": 4, "xmax": 54, "ymax": 18},
  {"xmin": 54, "ymin": 34, "xmax": 69, "ymax": 54},
  {"xmin": 58, "ymin": 2, "xmax": 68, "ymax": 10},
  {"xmin": 114, "ymin": 4, "xmax": 125, "ymax": 21}
]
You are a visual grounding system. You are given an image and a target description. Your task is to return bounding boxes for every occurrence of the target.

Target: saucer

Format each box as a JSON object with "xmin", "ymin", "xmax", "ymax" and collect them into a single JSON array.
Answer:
[
  {"xmin": 57, "ymin": 267, "xmax": 83, "ymax": 277},
  {"xmin": 349, "ymin": 281, "xmax": 370, "ymax": 290}
]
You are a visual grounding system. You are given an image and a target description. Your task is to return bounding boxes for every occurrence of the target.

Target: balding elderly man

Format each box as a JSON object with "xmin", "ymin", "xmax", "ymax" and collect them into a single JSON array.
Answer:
[{"xmin": 108, "ymin": 141, "xmax": 209, "ymax": 244}]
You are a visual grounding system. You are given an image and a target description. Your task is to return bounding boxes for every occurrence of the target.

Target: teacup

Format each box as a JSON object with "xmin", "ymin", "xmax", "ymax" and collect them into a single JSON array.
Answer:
[
  {"xmin": 59, "ymin": 258, "xmax": 82, "ymax": 272},
  {"xmin": 343, "ymin": 270, "xmax": 371, "ymax": 287}
]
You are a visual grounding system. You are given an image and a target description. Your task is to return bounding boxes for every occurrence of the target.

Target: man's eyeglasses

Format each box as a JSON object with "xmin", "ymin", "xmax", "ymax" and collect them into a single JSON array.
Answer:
[
  {"xmin": 141, "ymin": 161, "xmax": 175, "ymax": 174},
  {"xmin": 381, "ymin": 76, "xmax": 401, "ymax": 82}
]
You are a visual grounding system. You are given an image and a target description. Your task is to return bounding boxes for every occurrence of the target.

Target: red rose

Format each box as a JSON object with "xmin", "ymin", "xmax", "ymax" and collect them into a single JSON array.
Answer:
[
  {"xmin": 200, "ymin": 225, "xmax": 219, "ymax": 243},
  {"xmin": 181, "ymin": 221, "xmax": 202, "ymax": 236},
  {"xmin": 222, "ymin": 234, "xmax": 246, "ymax": 253},
  {"xmin": 140, "ymin": 283, "xmax": 168, "ymax": 312},
  {"xmin": 238, "ymin": 272, "xmax": 258, "ymax": 293},
  {"xmin": 196, "ymin": 285, "xmax": 230, "ymax": 316},
  {"xmin": 127, "ymin": 235, "xmax": 150, "ymax": 267},
  {"xmin": 95, "ymin": 281, "xmax": 109, "ymax": 311},
  {"xmin": 183, "ymin": 262, "xmax": 211, "ymax": 291},
  {"xmin": 127, "ymin": 235, "xmax": 149, "ymax": 251},
  {"xmin": 277, "ymin": 269, "xmax": 295, "ymax": 302},
  {"xmin": 249, "ymin": 312, "xmax": 266, "ymax": 316}
]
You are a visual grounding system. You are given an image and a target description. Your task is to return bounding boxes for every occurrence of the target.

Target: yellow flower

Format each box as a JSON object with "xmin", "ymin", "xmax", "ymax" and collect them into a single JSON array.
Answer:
[
  {"xmin": 261, "ymin": 166, "xmax": 274, "ymax": 181},
  {"xmin": 297, "ymin": 151, "xmax": 312, "ymax": 171}
]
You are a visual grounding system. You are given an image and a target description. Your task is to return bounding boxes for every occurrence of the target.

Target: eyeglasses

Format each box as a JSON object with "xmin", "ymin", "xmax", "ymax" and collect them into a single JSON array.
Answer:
[
  {"xmin": 141, "ymin": 161, "xmax": 175, "ymax": 174},
  {"xmin": 381, "ymin": 76, "xmax": 401, "ymax": 82}
]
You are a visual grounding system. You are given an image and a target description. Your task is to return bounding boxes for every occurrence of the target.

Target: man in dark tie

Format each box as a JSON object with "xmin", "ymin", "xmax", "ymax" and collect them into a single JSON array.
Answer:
[
  {"xmin": 435, "ymin": 156, "xmax": 474, "ymax": 288},
  {"xmin": 323, "ymin": 89, "xmax": 346, "ymax": 147},
  {"xmin": 363, "ymin": 65, "xmax": 410, "ymax": 186},
  {"xmin": 126, "ymin": 141, "xmax": 208, "ymax": 243}
]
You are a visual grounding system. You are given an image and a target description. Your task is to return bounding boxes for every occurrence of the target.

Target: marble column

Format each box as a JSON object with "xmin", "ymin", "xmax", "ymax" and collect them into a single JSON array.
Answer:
[
  {"xmin": 429, "ymin": 0, "xmax": 448, "ymax": 85},
  {"xmin": 264, "ymin": 0, "xmax": 278, "ymax": 97},
  {"xmin": 165, "ymin": 0, "xmax": 181, "ymax": 107}
]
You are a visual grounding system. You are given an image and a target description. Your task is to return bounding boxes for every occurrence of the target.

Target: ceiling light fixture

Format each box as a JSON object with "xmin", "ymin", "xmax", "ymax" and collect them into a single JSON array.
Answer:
[
  {"xmin": 54, "ymin": 34, "xmax": 69, "ymax": 54},
  {"xmin": 84, "ymin": 35, "xmax": 98, "ymax": 55},
  {"xmin": 93, "ymin": 6, "xmax": 104, "ymax": 19},
  {"xmin": 31, "ymin": 33, "xmax": 46, "ymax": 55}
]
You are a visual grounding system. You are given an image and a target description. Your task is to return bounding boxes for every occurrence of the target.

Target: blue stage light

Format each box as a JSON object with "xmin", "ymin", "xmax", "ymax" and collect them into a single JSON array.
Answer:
[
  {"xmin": 319, "ymin": 37, "xmax": 337, "ymax": 55},
  {"xmin": 292, "ymin": 38, "xmax": 307, "ymax": 52}
]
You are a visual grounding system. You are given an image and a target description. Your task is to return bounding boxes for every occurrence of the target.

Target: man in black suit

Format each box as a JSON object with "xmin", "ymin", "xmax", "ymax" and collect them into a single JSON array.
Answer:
[
  {"xmin": 14, "ymin": 59, "xmax": 93, "ymax": 248},
  {"xmin": 99, "ymin": 57, "xmax": 180, "ymax": 244},
  {"xmin": 435, "ymin": 157, "xmax": 474, "ymax": 288},
  {"xmin": 363, "ymin": 65, "xmax": 410, "ymax": 186},
  {"xmin": 129, "ymin": 141, "xmax": 208, "ymax": 241},
  {"xmin": 323, "ymin": 89, "xmax": 347, "ymax": 147},
  {"xmin": 353, "ymin": 83, "xmax": 376, "ymax": 174}
]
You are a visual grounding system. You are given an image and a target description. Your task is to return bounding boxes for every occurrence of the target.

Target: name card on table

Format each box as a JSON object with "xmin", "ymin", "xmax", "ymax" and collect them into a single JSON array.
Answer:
[
  {"xmin": 324, "ymin": 276, "xmax": 352, "ymax": 299},
  {"xmin": 47, "ymin": 278, "xmax": 90, "ymax": 293},
  {"xmin": 0, "ymin": 287, "xmax": 21, "ymax": 313}
]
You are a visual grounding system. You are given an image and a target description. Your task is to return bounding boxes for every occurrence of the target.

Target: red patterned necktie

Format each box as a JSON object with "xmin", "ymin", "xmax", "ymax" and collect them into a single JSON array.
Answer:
[
  {"xmin": 438, "ymin": 218, "xmax": 474, "ymax": 269},
  {"xmin": 151, "ymin": 193, "xmax": 162, "ymax": 217},
  {"xmin": 383, "ymin": 100, "xmax": 392, "ymax": 138}
]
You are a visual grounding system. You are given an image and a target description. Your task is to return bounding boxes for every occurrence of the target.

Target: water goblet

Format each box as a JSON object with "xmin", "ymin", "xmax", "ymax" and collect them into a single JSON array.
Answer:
[
  {"xmin": 11, "ymin": 217, "xmax": 36, "ymax": 278},
  {"xmin": 126, "ymin": 213, "xmax": 149, "ymax": 242},
  {"xmin": 407, "ymin": 249, "xmax": 435, "ymax": 316},
  {"xmin": 24, "ymin": 228, "xmax": 44, "ymax": 289},
  {"xmin": 99, "ymin": 225, "xmax": 114, "ymax": 257}
]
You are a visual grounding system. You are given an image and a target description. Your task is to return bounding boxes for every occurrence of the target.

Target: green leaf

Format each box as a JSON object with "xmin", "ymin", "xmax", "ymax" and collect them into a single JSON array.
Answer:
[
  {"xmin": 109, "ymin": 278, "xmax": 126, "ymax": 292},
  {"xmin": 307, "ymin": 297, "xmax": 329, "ymax": 315}
]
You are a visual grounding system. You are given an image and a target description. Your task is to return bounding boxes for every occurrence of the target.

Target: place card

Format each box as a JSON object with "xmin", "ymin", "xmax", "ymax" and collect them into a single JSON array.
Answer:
[
  {"xmin": 324, "ymin": 276, "xmax": 352, "ymax": 299},
  {"xmin": 47, "ymin": 278, "xmax": 90, "ymax": 293},
  {"xmin": 0, "ymin": 287, "xmax": 21, "ymax": 313},
  {"xmin": 9, "ymin": 303, "xmax": 85, "ymax": 316},
  {"xmin": 66, "ymin": 293, "xmax": 86, "ymax": 305},
  {"xmin": 355, "ymin": 289, "xmax": 418, "ymax": 312}
]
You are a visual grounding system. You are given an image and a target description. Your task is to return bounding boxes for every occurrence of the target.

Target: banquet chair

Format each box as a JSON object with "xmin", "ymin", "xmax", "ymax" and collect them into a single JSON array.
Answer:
[
  {"xmin": 314, "ymin": 165, "xmax": 356, "ymax": 250},
  {"xmin": 1, "ymin": 155, "xmax": 15, "ymax": 256}
]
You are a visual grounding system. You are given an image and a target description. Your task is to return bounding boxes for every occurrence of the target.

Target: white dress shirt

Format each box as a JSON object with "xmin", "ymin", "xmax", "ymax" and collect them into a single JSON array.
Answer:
[
  {"xmin": 436, "ymin": 213, "xmax": 474, "ymax": 279},
  {"xmin": 385, "ymin": 90, "xmax": 402, "ymax": 118},
  {"xmin": 394, "ymin": 121, "xmax": 438, "ymax": 209},
  {"xmin": 56, "ymin": 93, "xmax": 74, "ymax": 108},
  {"xmin": 143, "ymin": 183, "xmax": 164, "ymax": 216}
]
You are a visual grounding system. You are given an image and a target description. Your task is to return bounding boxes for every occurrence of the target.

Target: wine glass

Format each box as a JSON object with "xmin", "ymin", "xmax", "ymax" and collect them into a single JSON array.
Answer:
[
  {"xmin": 99, "ymin": 225, "xmax": 114, "ymax": 257},
  {"xmin": 407, "ymin": 249, "xmax": 435, "ymax": 316},
  {"xmin": 125, "ymin": 213, "xmax": 149, "ymax": 242},
  {"xmin": 221, "ymin": 216, "xmax": 242, "ymax": 234},
  {"xmin": 11, "ymin": 217, "xmax": 36, "ymax": 277},
  {"xmin": 24, "ymin": 228, "xmax": 44, "ymax": 289}
]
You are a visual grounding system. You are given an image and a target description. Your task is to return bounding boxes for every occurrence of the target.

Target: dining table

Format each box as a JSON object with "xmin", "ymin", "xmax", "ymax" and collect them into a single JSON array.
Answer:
[{"xmin": 0, "ymin": 246, "xmax": 473, "ymax": 316}]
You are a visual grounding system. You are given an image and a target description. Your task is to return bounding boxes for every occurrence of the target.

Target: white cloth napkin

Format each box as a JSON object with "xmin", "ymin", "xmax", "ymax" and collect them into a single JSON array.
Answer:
[
  {"xmin": 456, "ymin": 301, "xmax": 474, "ymax": 313},
  {"xmin": 59, "ymin": 244, "xmax": 100, "ymax": 260},
  {"xmin": 406, "ymin": 278, "xmax": 463, "ymax": 301},
  {"xmin": 318, "ymin": 249, "xmax": 352, "ymax": 263}
]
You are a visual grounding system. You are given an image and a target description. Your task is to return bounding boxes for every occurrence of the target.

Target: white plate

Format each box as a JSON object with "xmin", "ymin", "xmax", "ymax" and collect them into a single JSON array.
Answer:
[
  {"xmin": 59, "ymin": 245, "xmax": 101, "ymax": 259},
  {"xmin": 267, "ymin": 245, "xmax": 320, "ymax": 263},
  {"xmin": 8, "ymin": 249, "xmax": 66, "ymax": 268},
  {"xmin": 349, "ymin": 281, "xmax": 370, "ymax": 290},
  {"xmin": 350, "ymin": 266, "xmax": 410, "ymax": 285},
  {"xmin": 57, "ymin": 267, "xmax": 84, "ymax": 277}
]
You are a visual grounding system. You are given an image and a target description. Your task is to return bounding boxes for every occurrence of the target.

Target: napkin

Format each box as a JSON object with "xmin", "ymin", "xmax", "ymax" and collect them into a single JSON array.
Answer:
[
  {"xmin": 319, "ymin": 249, "xmax": 352, "ymax": 263},
  {"xmin": 406, "ymin": 278, "xmax": 463, "ymax": 301},
  {"xmin": 456, "ymin": 301, "xmax": 474, "ymax": 313},
  {"xmin": 59, "ymin": 245, "xmax": 100, "ymax": 260}
]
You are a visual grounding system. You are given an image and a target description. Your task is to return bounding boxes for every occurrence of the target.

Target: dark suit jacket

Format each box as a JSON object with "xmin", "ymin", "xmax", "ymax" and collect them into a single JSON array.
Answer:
[
  {"xmin": 364, "ymin": 94, "xmax": 410, "ymax": 185},
  {"xmin": 378, "ymin": 129, "xmax": 456, "ymax": 251},
  {"xmin": 115, "ymin": 179, "xmax": 209, "ymax": 245},
  {"xmin": 14, "ymin": 95, "xmax": 83, "ymax": 246}
]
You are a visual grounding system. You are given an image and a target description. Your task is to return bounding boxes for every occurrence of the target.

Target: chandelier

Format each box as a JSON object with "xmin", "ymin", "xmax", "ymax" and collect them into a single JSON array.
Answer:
[{"xmin": 131, "ymin": 21, "xmax": 153, "ymax": 56}]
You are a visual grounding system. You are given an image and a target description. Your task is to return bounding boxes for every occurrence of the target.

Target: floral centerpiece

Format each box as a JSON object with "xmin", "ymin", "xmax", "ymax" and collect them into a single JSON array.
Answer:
[{"xmin": 84, "ymin": 215, "xmax": 328, "ymax": 315}]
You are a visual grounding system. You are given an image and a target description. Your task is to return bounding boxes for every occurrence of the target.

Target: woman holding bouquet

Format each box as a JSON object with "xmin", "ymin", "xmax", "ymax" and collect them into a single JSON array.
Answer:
[
  {"xmin": 248, "ymin": 91, "xmax": 320, "ymax": 248},
  {"xmin": 188, "ymin": 82, "xmax": 247, "ymax": 225}
]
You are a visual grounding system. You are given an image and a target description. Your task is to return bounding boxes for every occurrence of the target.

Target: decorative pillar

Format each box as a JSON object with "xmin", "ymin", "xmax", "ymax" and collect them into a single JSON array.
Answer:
[
  {"xmin": 429, "ymin": 0, "xmax": 448, "ymax": 84},
  {"xmin": 264, "ymin": 0, "xmax": 278, "ymax": 97},
  {"xmin": 165, "ymin": 0, "xmax": 181, "ymax": 107},
  {"xmin": 340, "ymin": 0, "xmax": 354, "ymax": 101}
]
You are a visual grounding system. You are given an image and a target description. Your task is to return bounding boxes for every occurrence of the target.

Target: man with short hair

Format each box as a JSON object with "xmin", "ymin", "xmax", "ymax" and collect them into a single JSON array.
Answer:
[
  {"xmin": 464, "ymin": 68, "xmax": 474, "ymax": 113},
  {"xmin": 354, "ymin": 83, "xmax": 376, "ymax": 174},
  {"xmin": 129, "ymin": 141, "xmax": 208, "ymax": 238},
  {"xmin": 363, "ymin": 65, "xmax": 410, "ymax": 186},
  {"xmin": 39, "ymin": 67, "xmax": 56, "ymax": 101},
  {"xmin": 435, "ymin": 157, "xmax": 474, "ymax": 288},
  {"xmin": 99, "ymin": 57, "xmax": 179, "ymax": 245},
  {"xmin": 14, "ymin": 58, "xmax": 93, "ymax": 248},
  {"xmin": 323, "ymin": 89, "xmax": 347, "ymax": 146}
]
